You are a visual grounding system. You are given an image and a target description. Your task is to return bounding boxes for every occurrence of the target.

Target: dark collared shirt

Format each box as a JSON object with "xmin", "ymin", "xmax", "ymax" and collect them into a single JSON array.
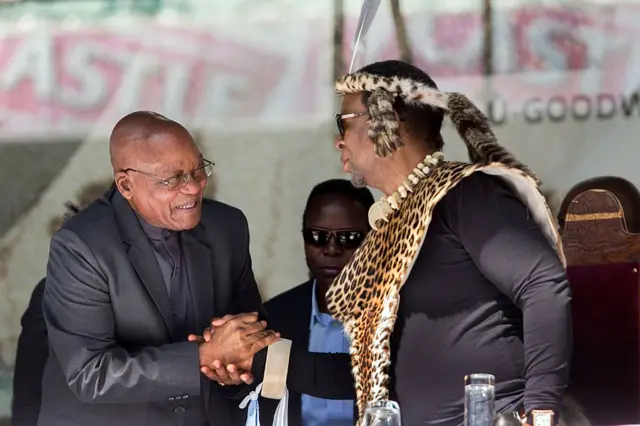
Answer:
[
  {"xmin": 136, "ymin": 217, "xmax": 179, "ymax": 294},
  {"xmin": 137, "ymin": 216, "xmax": 207, "ymax": 426}
]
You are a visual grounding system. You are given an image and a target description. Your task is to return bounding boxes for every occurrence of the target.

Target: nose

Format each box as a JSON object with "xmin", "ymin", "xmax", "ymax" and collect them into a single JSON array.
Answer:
[
  {"xmin": 323, "ymin": 238, "xmax": 342, "ymax": 256},
  {"xmin": 335, "ymin": 136, "xmax": 345, "ymax": 151},
  {"xmin": 181, "ymin": 175, "xmax": 204, "ymax": 195}
]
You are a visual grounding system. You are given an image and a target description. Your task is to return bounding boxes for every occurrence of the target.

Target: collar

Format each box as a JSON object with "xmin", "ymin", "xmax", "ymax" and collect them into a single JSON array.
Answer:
[
  {"xmin": 309, "ymin": 280, "xmax": 334, "ymax": 328},
  {"xmin": 135, "ymin": 212, "xmax": 174, "ymax": 242}
]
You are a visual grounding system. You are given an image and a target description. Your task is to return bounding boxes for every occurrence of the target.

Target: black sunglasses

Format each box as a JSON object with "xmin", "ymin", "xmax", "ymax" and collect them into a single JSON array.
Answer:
[
  {"xmin": 335, "ymin": 112, "xmax": 368, "ymax": 139},
  {"xmin": 302, "ymin": 229, "xmax": 366, "ymax": 249}
]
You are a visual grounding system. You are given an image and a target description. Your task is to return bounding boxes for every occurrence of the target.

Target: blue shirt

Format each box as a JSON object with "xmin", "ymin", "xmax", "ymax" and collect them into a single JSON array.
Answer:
[{"xmin": 300, "ymin": 281, "xmax": 353, "ymax": 426}]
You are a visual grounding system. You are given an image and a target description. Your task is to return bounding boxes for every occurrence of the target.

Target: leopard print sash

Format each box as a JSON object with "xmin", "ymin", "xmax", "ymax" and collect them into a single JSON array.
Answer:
[{"xmin": 325, "ymin": 161, "xmax": 564, "ymax": 425}]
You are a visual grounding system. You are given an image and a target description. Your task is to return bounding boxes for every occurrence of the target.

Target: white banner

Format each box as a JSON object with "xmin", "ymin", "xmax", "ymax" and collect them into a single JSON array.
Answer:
[{"xmin": 2, "ymin": 3, "xmax": 639, "ymax": 140}]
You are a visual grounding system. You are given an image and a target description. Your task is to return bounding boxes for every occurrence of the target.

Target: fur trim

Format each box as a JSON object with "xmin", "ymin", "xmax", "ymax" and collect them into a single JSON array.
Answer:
[
  {"xmin": 447, "ymin": 92, "xmax": 536, "ymax": 180},
  {"xmin": 335, "ymin": 74, "xmax": 449, "ymax": 109},
  {"xmin": 335, "ymin": 71, "xmax": 538, "ymax": 182},
  {"xmin": 365, "ymin": 89, "xmax": 404, "ymax": 157}
]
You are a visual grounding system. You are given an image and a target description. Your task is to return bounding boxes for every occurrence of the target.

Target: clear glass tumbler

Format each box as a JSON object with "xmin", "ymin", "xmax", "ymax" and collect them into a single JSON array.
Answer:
[
  {"xmin": 464, "ymin": 373, "xmax": 496, "ymax": 426},
  {"xmin": 362, "ymin": 400, "xmax": 402, "ymax": 426}
]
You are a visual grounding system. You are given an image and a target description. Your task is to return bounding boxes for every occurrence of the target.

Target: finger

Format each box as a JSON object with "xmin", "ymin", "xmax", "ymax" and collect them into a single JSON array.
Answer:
[
  {"xmin": 211, "ymin": 314, "xmax": 235, "ymax": 327},
  {"xmin": 249, "ymin": 330, "xmax": 281, "ymax": 353},
  {"xmin": 212, "ymin": 360, "xmax": 232, "ymax": 384},
  {"xmin": 248, "ymin": 328, "xmax": 280, "ymax": 339},
  {"xmin": 260, "ymin": 320, "xmax": 267, "ymax": 328},
  {"xmin": 206, "ymin": 362, "xmax": 226, "ymax": 383},
  {"xmin": 229, "ymin": 312, "xmax": 260, "ymax": 325},
  {"xmin": 187, "ymin": 334, "xmax": 203, "ymax": 343},
  {"xmin": 241, "ymin": 320, "xmax": 268, "ymax": 335},
  {"xmin": 212, "ymin": 312, "xmax": 261, "ymax": 328},
  {"xmin": 235, "ymin": 359, "xmax": 255, "ymax": 384},
  {"xmin": 200, "ymin": 366, "xmax": 217, "ymax": 381},
  {"xmin": 203, "ymin": 328, "xmax": 213, "ymax": 342},
  {"xmin": 240, "ymin": 372, "xmax": 254, "ymax": 385},
  {"xmin": 225, "ymin": 364, "xmax": 245, "ymax": 385}
]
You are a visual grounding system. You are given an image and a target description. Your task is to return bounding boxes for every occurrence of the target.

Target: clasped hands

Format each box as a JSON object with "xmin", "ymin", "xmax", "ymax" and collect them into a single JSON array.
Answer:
[{"xmin": 188, "ymin": 312, "xmax": 280, "ymax": 386}]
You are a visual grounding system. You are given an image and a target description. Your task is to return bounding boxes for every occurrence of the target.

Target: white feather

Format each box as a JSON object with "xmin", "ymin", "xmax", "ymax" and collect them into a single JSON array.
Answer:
[{"xmin": 349, "ymin": 0, "xmax": 382, "ymax": 73}]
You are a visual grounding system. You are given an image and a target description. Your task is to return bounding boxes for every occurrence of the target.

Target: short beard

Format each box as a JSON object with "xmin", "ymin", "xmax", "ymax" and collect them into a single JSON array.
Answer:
[{"xmin": 350, "ymin": 170, "xmax": 367, "ymax": 188}]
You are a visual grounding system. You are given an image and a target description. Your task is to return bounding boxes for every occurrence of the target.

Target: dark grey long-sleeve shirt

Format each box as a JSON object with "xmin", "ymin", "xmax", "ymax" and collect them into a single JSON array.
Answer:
[{"xmin": 390, "ymin": 172, "xmax": 571, "ymax": 426}]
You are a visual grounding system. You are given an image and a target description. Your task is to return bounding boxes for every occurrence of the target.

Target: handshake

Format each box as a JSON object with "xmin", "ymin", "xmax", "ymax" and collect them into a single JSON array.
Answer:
[{"xmin": 187, "ymin": 312, "xmax": 280, "ymax": 386}]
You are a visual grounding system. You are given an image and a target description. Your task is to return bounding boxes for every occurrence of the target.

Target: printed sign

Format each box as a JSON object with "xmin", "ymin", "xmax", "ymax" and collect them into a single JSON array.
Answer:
[{"xmin": 1, "ymin": 4, "xmax": 639, "ymax": 140}]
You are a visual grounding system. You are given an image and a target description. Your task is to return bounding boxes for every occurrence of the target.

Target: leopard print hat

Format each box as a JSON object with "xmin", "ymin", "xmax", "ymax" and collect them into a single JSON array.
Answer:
[{"xmin": 335, "ymin": 68, "xmax": 537, "ymax": 182}]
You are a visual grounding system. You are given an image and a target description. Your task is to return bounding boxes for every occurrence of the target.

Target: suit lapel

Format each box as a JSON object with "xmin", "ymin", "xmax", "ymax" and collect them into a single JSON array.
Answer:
[
  {"xmin": 182, "ymin": 223, "xmax": 219, "ymax": 414},
  {"xmin": 182, "ymin": 226, "xmax": 215, "ymax": 329},
  {"xmin": 204, "ymin": 224, "xmax": 231, "ymax": 317},
  {"xmin": 294, "ymin": 280, "xmax": 314, "ymax": 346},
  {"xmin": 112, "ymin": 192, "xmax": 176, "ymax": 341}
]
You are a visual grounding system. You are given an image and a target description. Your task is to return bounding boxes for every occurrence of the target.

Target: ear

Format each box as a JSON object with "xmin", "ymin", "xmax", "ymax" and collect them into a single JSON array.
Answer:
[
  {"xmin": 114, "ymin": 173, "xmax": 133, "ymax": 200},
  {"xmin": 392, "ymin": 109, "xmax": 411, "ymax": 147},
  {"xmin": 392, "ymin": 108, "xmax": 409, "ymax": 143}
]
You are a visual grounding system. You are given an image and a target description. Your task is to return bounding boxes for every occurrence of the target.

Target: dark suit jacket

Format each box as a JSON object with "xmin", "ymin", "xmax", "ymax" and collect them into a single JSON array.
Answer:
[
  {"xmin": 39, "ymin": 188, "xmax": 265, "ymax": 426},
  {"xmin": 257, "ymin": 281, "xmax": 356, "ymax": 426},
  {"xmin": 12, "ymin": 278, "xmax": 48, "ymax": 426}
]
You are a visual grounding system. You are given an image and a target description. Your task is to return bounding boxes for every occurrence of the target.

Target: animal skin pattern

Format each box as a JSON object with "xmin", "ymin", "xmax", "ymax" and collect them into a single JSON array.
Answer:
[{"xmin": 328, "ymin": 71, "xmax": 564, "ymax": 425}]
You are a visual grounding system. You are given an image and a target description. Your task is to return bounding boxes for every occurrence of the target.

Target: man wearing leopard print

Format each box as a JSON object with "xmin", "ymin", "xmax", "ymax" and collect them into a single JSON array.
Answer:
[{"xmin": 324, "ymin": 59, "xmax": 584, "ymax": 426}]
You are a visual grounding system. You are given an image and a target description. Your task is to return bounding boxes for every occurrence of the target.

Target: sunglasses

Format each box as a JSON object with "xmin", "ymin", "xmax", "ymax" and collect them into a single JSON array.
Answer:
[
  {"xmin": 302, "ymin": 229, "xmax": 366, "ymax": 249},
  {"xmin": 335, "ymin": 112, "xmax": 368, "ymax": 139}
]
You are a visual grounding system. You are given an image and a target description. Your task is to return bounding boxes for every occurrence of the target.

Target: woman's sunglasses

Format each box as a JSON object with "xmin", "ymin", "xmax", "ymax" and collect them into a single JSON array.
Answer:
[{"xmin": 302, "ymin": 229, "xmax": 366, "ymax": 250}]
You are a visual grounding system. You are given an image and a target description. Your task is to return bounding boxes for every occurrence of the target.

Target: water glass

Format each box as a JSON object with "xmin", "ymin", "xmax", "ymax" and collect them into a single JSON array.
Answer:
[{"xmin": 363, "ymin": 400, "xmax": 402, "ymax": 426}]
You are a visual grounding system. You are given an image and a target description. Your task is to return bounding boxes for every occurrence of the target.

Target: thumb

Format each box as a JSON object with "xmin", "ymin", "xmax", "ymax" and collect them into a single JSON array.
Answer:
[{"xmin": 211, "ymin": 314, "xmax": 235, "ymax": 327}]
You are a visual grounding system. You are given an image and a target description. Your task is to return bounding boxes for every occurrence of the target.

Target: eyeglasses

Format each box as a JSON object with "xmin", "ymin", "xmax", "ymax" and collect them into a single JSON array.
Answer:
[
  {"xmin": 302, "ymin": 229, "xmax": 366, "ymax": 250},
  {"xmin": 121, "ymin": 159, "xmax": 214, "ymax": 191},
  {"xmin": 335, "ymin": 112, "xmax": 368, "ymax": 139}
]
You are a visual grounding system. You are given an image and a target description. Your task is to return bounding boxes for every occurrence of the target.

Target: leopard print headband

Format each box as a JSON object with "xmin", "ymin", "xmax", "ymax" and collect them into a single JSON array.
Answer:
[{"xmin": 335, "ymin": 71, "xmax": 536, "ymax": 180}]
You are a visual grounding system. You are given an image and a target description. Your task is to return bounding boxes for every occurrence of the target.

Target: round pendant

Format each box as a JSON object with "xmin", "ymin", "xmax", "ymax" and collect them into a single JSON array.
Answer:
[{"xmin": 368, "ymin": 200, "xmax": 393, "ymax": 231}]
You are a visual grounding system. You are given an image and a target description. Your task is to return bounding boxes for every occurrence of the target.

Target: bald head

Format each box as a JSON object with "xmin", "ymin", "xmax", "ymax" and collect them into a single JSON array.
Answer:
[
  {"xmin": 111, "ymin": 111, "xmax": 208, "ymax": 231},
  {"xmin": 109, "ymin": 111, "xmax": 193, "ymax": 171}
]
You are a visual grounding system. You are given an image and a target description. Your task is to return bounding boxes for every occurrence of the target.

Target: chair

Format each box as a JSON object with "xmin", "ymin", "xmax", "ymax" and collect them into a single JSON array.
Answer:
[{"xmin": 562, "ymin": 188, "xmax": 640, "ymax": 425}]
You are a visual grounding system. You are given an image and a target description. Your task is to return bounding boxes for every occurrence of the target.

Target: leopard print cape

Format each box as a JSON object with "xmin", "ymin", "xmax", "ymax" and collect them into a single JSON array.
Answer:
[{"xmin": 325, "ymin": 161, "xmax": 565, "ymax": 425}]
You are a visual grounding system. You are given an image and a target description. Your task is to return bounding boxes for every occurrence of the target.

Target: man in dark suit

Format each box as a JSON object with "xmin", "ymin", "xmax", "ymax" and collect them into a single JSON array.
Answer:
[
  {"xmin": 258, "ymin": 179, "xmax": 374, "ymax": 426},
  {"xmin": 39, "ymin": 111, "xmax": 277, "ymax": 426}
]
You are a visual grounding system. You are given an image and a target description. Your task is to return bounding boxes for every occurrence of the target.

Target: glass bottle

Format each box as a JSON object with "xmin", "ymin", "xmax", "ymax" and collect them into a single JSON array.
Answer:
[
  {"xmin": 464, "ymin": 373, "xmax": 496, "ymax": 426},
  {"xmin": 362, "ymin": 400, "xmax": 402, "ymax": 426}
]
